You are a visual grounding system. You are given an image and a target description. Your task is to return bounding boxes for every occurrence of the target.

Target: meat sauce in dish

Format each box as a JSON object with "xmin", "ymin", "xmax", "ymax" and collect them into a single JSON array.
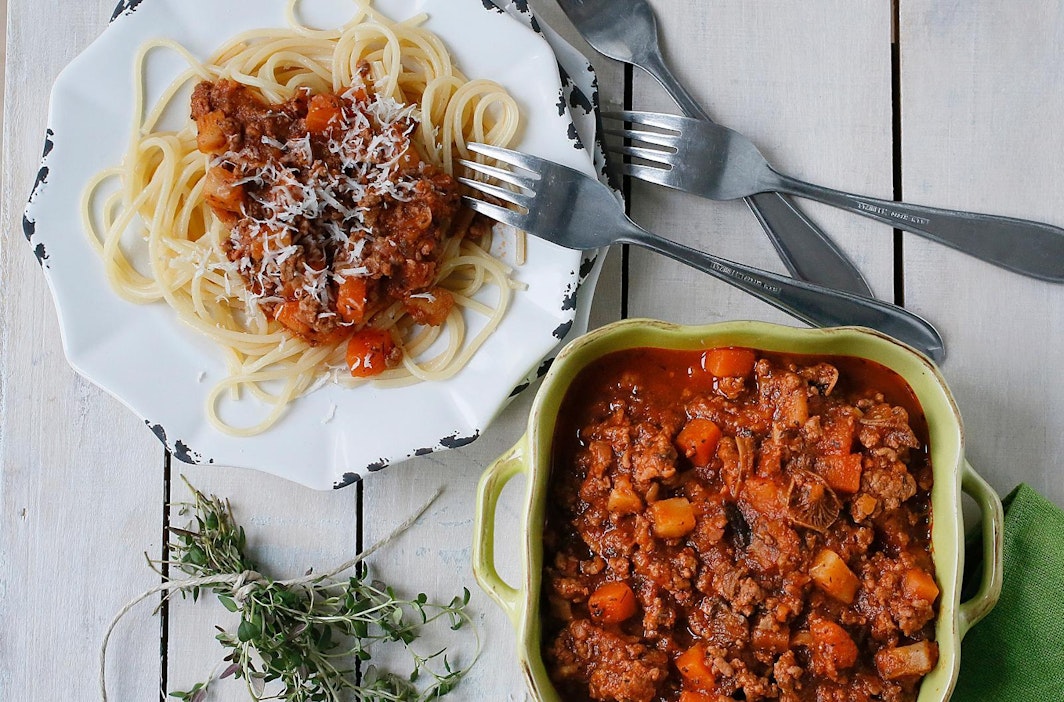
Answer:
[
  {"xmin": 543, "ymin": 348, "xmax": 939, "ymax": 702},
  {"xmin": 192, "ymin": 75, "xmax": 482, "ymax": 376}
]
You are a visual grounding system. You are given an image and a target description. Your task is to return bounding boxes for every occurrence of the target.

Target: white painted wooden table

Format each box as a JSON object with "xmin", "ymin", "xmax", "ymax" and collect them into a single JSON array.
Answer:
[{"xmin": 2, "ymin": 1, "xmax": 1062, "ymax": 699}]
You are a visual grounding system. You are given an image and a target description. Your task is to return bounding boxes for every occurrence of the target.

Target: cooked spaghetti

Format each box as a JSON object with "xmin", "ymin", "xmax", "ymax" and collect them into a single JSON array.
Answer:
[{"xmin": 83, "ymin": 0, "xmax": 522, "ymax": 436}]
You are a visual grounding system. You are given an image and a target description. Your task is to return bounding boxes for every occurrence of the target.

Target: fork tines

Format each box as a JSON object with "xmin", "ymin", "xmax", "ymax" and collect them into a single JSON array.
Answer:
[
  {"xmin": 600, "ymin": 110, "xmax": 678, "ymax": 169},
  {"xmin": 602, "ymin": 109, "xmax": 685, "ymax": 131},
  {"xmin": 458, "ymin": 143, "xmax": 541, "ymax": 228}
]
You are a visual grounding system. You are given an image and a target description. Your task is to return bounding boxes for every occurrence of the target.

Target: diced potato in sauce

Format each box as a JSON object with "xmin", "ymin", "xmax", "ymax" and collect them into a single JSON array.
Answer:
[
  {"xmin": 876, "ymin": 640, "xmax": 939, "ymax": 680},
  {"xmin": 650, "ymin": 497, "xmax": 696, "ymax": 539},
  {"xmin": 810, "ymin": 548, "xmax": 861, "ymax": 604}
]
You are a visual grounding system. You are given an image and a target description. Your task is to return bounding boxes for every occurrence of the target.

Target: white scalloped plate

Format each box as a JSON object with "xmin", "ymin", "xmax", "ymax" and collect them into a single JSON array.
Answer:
[{"xmin": 24, "ymin": 0, "xmax": 601, "ymax": 489}]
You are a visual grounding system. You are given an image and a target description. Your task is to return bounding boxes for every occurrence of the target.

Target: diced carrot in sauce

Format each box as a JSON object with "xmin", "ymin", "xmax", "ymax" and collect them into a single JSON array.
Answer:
[
  {"xmin": 817, "ymin": 453, "xmax": 863, "ymax": 494},
  {"xmin": 821, "ymin": 412, "xmax": 857, "ymax": 453},
  {"xmin": 903, "ymin": 568, "xmax": 940, "ymax": 603},
  {"xmin": 875, "ymin": 641, "xmax": 939, "ymax": 680},
  {"xmin": 346, "ymin": 328, "xmax": 398, "ymax": 378},
  {"xmin": 320, "ymin": 327, "xmax": 353, "ymax": 346},
  {"xmin": 741, "ymin": 475, "xmax": 786, "ymax": 519},
  {"xmin": 809, "ymin": 618, "xmax": 859, "ymax": 673},
  {"xmin": 679, "ymin": 690, "xmax": 717, "ymax": 702},
  {"xmin": 336, "ymin": 277, "xmax": 369, "ymax": 325},
  {"xmin": 704, "ymin": 347, "xmax": 757, "ymax": 378},
  {"xmin": 404, "ymin": 288, "xmax": 455, "ymax": 327},
  {"xmin": 274, "ymin": 300, "xmax": 313, "ymax": 338},
  {"xmin": 275, "ymin": 300, "xmax": 349, "ymax": 345},
  {"xmin": 676, "ymin": 418, "xmax": 723, "ymax": 467},
  {"xmin": 587, "ymin": 581, "xmax": 638, "ymax": 624},
  {"xmin": 676, "ymin": 643, "xmax": 716, "ymax": 692},
  {"xmin": 810, "ymin": 548, "xmax": 861, "ymax": 604},
  {"xmin": 348, "ymin": 85, "xmax": 369, "ymax": 104},
  {"xmin": 305, "ymin": 93, "xmax": 344, "ymax": 133},
  {"xmin": 650, "ymin": 497, "xmax": 696, "ymax": 539}
]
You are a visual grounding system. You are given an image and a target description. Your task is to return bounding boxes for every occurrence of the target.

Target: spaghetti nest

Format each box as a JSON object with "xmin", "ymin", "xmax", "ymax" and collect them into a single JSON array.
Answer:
[{"xmin": 83, "ymin": 0, "xmax": 522, "ymax": 436}]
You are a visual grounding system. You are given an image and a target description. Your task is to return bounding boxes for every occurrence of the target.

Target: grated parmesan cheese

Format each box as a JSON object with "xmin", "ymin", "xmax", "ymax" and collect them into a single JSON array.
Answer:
[{"xmin": 202, "ymin": 77, "xmax": 458, "ymax": 337}]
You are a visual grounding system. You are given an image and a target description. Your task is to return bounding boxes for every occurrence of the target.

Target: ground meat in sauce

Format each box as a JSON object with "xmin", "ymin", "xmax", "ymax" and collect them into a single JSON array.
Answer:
[
  {"xmin": 543, "ymin": 348, "xmax": 939, "ymax": 702},
  {"xmin": 191, "ymin": 75, "xmax": 464, "ymax": 349}
]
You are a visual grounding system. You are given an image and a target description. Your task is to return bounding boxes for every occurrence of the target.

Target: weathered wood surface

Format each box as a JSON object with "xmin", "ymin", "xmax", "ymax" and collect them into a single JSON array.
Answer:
[
  {"xmin": 899, "ymin": 0, "xmax": 1064, "ymax": 506},
  {"xmin": 0, "ymin": 1, "xmax": 163, "ymax": 700},
  {"xmin": 1, "ymin": 0, "xmax": 1061, "ymax": 700},
  {"xmin": 628, "ymin": 0, "xmax": 897, "ymax": 328}
]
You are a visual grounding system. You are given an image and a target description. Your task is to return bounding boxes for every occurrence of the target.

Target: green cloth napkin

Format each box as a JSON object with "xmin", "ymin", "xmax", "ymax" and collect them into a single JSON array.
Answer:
[{"xmin": 953, "ymin": 484, "xmax": 1064, "ymax": 700}]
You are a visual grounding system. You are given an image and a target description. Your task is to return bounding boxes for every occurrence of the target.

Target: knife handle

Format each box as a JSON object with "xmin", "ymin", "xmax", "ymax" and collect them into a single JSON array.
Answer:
[{"xmin": 745, "ymin": 192, "xmax": 873, "ymax": 296}]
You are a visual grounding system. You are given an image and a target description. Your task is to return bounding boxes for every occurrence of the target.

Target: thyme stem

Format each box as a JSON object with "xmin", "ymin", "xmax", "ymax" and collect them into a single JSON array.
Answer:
[{"xmin": 100, "ymin": 483, "xmax": 452, "ymax": 702}]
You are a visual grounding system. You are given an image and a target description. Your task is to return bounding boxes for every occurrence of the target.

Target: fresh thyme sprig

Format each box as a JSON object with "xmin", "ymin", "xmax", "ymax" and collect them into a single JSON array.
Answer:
[
  {"xmin": 98, "ymin": 479, "xmax": 476, "ymax": 702},
  {"xmin": 162, "ymin": 481, "xmax": 476, "ymax": 702}
]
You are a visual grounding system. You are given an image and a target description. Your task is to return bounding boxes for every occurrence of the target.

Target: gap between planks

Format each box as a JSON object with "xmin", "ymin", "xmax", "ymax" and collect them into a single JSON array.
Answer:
[
  {"xmin": 621, "ymin": 62, "xmax": 634, "ymax": 321},
  {"xmin": 159, "ymin": 449, "xmax": 172, "ymax": 702},
  {"xmin": 892, "ymin": 0, "xmax": 906, "ymax": 308}
]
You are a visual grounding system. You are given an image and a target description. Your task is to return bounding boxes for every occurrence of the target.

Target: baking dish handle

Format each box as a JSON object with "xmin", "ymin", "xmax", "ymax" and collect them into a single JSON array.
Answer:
[
  {"xmin": 472, "ymin": 436, "xmax": 529, "ymax": 628},
  {"xmin": 957, "ymin": 460, "xmax": 1004, "ymax": 638}
]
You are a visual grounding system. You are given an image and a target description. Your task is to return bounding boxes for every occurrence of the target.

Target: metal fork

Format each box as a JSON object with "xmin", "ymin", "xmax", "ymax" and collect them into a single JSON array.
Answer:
[
  {"xmin": 553, "ymin": 0, "xmax": 872, "ymax": 297},
  {"xmin": 458, "ymin": 143, "xmax": 944, "ymax": 362},
  {"xmin": 606, "ymin": 110, "xmax": 1064, "ymax": 283}
]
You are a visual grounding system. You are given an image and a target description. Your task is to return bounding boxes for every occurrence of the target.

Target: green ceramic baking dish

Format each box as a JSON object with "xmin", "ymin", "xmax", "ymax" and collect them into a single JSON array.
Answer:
[{"xmin": 473, "ymin": 319, "xmax": 1003, "ymax": 702}]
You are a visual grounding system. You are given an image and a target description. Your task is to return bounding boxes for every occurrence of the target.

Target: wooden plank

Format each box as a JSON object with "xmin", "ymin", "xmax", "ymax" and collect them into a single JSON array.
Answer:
[
  {"xmin": 164, "ymin": 466, "xmax": 369, "ymax": 699},
  {"xmin": 356, "ymin": 262, "xmax": 624, "ymax": 702},
  {"xmin": 628, "ymin": 0, "xmax": 896, "ymax": 326},
  {"xmin": 356, "ymin": 1, "xmax": 627, "ymax": 697},
  {"xmin": 900, "ymin": 1, "xmax": 1064, "ymax": 505},
  {"xmin": 1, "ymin": 0, "xmax": 7, "ymax": 139},
  {"xmin": 0, "ymin": 1, "xmax": 165, "ymax": 700},
  {"xmin": 359, "ymin": 419, "xmax": 538, "ymax": 700}
]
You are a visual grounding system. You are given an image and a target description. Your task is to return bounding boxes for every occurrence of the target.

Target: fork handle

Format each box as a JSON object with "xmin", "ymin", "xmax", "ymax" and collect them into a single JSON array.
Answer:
[
  {"xmin": 641, "ymin": 49, "xmax": 712, "ymax": 121},
  {"xmin": 772, "ymin": 171, "xmax": 1064, "ymax": 283},
  {"xmin": 639, "ymin": 52, "xmax": 874, "ymax": 297},
  {"xmin": 619, "ymin": 227, "xmax": 945, "ymax": 362}
]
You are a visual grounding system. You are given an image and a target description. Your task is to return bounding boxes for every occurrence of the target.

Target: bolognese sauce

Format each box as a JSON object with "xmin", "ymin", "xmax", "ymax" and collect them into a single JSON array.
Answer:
[
  {"xmin": 191, "ymin": 72, "xmax": 480, "ymax": 375},
  {"xmin": 543, "ymin": 348, "xmax": 938, "ymax": 702}
]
